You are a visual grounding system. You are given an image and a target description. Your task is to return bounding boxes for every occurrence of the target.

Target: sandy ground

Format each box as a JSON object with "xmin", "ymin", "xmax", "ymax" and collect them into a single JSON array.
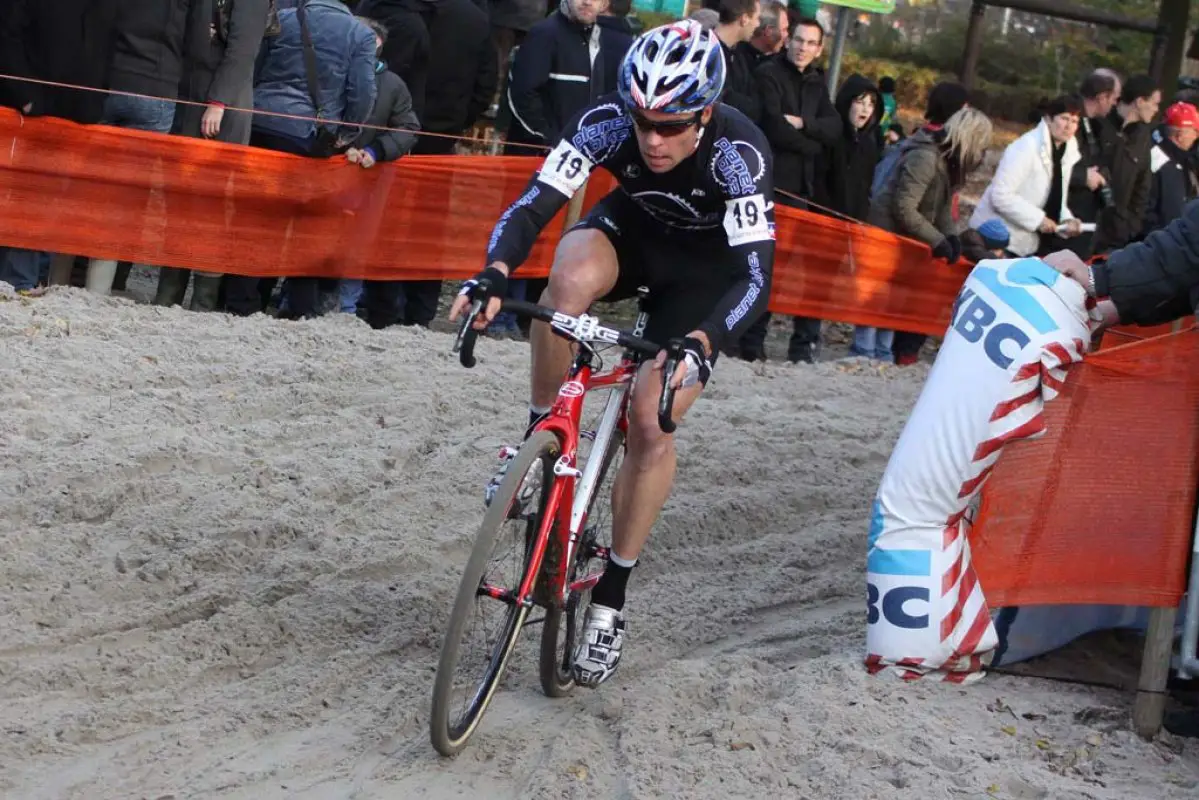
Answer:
[{"xmin": 1, "ymin": 281, "xmax": 1197, "ymax": 800}]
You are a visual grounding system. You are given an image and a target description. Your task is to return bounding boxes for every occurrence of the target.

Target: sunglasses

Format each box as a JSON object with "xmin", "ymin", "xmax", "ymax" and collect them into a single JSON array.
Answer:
[{"xmin": 629, "ymin": 111, "xmax": 702, "ymax": 137}]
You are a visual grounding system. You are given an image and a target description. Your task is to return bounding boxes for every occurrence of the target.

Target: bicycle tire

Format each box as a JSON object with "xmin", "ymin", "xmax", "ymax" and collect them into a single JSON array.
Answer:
[
  {"xmin": 538, "ymin": 426, "xmax": 625, "ymax": 698},
  {"xmin": 430, "ymin": 430, "xmax": 560, "ymax": 757}
]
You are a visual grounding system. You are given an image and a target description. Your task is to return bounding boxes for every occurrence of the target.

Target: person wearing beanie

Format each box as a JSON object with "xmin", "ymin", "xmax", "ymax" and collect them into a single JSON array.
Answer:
[
  {"xmin": 977, "ymin": 218, "xmax": 1011, "ymax": 252},
  {"xmin": 925, "ymin": 81, "xmax": 970, "ymax": 128}
]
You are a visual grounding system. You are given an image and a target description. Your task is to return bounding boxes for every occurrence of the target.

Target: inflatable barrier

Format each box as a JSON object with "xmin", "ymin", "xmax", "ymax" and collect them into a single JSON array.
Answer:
[{"xmin": 866, "ymin": 257, "xmax": 1096, "ymax": 681}]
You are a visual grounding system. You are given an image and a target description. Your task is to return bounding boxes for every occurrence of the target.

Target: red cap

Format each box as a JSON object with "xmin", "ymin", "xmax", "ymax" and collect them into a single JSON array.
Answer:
[{"xmin": 1165, "ymin": 102, "xmax": 1199, "ymax": 128}]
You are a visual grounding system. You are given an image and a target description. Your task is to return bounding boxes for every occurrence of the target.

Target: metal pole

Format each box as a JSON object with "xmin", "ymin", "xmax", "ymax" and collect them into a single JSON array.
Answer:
[{"xmin": 826, "ymin": 6, "xmax": 853, "ymax": 97}]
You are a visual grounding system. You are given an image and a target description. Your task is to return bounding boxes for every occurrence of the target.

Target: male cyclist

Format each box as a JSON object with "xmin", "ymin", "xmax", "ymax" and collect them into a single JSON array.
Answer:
[{"xmin": 449, "ymin": 20, "xmax": 776, "ymax": 688}]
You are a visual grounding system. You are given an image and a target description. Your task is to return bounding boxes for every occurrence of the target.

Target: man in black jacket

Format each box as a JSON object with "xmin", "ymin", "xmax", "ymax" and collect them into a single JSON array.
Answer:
[
  {"xmin": 1145, "ymin": 102, "xmax": 1199, "ymax": 235},
  {"xmin": 0, "ymin": 0, "xmax": 121, "ymax": 123},
  {"xmin": 502, "ymin": 0, "xmax": 632, "ymax": 155},
  {"xmin": 737, "ymin": 15, "xmax": 840, "ymax": 363},
  {"xmin": 1093, "ymin": 75, "xmax": 1159, "ymax": 253},
  {"xmin": 1065, "ymin": 68, "xmax": 1122, "ymax": 260},
  {"xmin": 735, "ymin": 0, "xmax": 788, "ymax": 71},
  {"xmin": 712, "ymin": 0, "xmax": 763, "ymax": 124}
]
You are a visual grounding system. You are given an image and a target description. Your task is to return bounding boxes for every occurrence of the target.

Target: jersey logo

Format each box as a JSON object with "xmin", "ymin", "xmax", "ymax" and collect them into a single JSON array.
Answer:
[
  {"xmin": 710, "ymin": 138, "xmax": 767, "ymax": 196},
  {"xmin": 570, "ymin": 103, "xmax": 632, "ymax": 164},
  {"xmin": 691, "ymin": 188, "xmax": 706, "ymax": 197},
  {"xmin": 622, "ymin": 163, "xmax": 641, "ymax": 179}
]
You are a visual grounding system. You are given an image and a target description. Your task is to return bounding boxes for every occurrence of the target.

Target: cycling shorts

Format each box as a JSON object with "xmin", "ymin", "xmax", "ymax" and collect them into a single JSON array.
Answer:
[{"xmin": 569, "ymin": 190, "xmax": 739, "ymax": 373}]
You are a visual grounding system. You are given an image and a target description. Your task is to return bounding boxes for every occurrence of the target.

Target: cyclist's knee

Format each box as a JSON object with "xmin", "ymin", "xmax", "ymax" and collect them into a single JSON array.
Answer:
[
  {"xmin": 627, "ymin": 401, "xmax": 674, "ymax": 463},
  {"xmin": 546, "ymin": 231, "xmax": 617, "ymax": 314}
]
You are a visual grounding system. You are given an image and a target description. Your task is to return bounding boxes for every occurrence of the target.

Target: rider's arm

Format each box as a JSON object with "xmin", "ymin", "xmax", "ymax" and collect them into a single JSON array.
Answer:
[
  {"xmin": 485, "ymin": 105, "xmax": 608, "ymax": 272},
  {"xmin": 696, "ymin": 140, "xmax": 777, "ymax": 354}
]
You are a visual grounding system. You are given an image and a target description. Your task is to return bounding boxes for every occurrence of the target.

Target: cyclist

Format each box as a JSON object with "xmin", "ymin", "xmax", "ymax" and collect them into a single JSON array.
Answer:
[{"xmin": 449, "ymin": 20, "xmax": 776, "ymax": 688}]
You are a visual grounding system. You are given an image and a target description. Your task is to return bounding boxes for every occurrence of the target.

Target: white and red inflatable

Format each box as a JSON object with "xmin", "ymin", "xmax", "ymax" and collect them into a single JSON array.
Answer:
[{"xmin": 865, "ymin": 256, "xmax": 1097, "ymax": 682}]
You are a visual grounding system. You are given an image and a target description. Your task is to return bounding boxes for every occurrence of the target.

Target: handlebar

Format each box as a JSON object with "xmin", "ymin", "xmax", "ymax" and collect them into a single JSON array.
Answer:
[{"xmin": 452, "ymin": 295, "xmax": 684, "ymax": 434}]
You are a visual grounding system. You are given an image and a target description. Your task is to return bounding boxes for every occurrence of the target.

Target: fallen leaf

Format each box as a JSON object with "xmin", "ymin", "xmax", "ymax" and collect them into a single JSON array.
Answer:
[
  {"xmin": 566, "ymin": 763, "xmax": 588, "ymax": 780},
  {"xmin": 729, "ymin": 740, "xmax": 756, "ymax": 752},
  {"xmin": 1001, "ymin": 725, "xmax": 1017, "ymax": 736},
  {"xmin": 1085, "ymin": 733, "xmax": 1102, "ymax": 747},
  {"xmin": 1035, "ymin": 739, "xmax": 1051, "ymax": 750}
]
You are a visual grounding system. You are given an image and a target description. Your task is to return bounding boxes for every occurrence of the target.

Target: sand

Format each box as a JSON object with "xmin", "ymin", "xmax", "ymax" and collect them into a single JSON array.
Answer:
[{"xmin": 1, "ymin": 282, "xmax": 1196, "ymax": 800}]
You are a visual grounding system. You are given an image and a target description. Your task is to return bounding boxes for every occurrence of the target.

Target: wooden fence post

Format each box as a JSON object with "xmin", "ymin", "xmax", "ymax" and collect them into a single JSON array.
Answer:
[{"xmin": 1133, "ymin": 605, "xmax": 1177, "ymax": 739}]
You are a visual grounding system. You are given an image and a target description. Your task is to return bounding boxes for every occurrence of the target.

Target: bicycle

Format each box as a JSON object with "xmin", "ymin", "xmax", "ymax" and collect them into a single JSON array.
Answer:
[{"xmin": 429, "ymin": 285, "xmax": 685, "ymax": 757}]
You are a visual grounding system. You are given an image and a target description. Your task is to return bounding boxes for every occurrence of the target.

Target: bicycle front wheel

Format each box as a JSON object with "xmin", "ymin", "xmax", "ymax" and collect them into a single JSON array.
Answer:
[{"xmin": 430, "ymin": 430, "xmax": 560, "ymax": 757}]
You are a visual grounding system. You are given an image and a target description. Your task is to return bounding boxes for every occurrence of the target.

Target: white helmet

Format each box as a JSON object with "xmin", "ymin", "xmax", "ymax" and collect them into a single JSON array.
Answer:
[{"xmin": 618, "ymin": 20, "xmax": 726, "ymax": 115}]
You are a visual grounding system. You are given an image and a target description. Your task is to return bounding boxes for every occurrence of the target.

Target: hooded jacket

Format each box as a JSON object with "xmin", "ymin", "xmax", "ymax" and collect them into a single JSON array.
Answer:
[
  {"xmin": 867, "ymin": 127, "xmax": 955, "ymax": 248},
  {"xmin": 828, "ymin": 73, "xmax": 883, "ymax": 222},
  {"xmin": 355, "ymin": 0, "xmax": 431, "ymax": 119},
  {"xmin": 351, "ymin": 66, "xmax": 420, "ymax": 161}
]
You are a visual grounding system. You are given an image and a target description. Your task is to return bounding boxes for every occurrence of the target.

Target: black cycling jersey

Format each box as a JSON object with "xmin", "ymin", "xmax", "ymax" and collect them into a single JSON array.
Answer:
[{"xmin": 485, "ymin": 93, "xmax": 776, "ymax": 351}]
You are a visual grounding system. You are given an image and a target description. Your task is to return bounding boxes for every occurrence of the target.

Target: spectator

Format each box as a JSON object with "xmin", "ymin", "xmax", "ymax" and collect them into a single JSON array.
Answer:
[
  {"xmin": 711, "ymin": 0, "xmax": 763, "ymax": 123},
  {"xmin": 157, "ymin": 0, "xmax": 274, "ymax": 313},
  {"xmin": 335, "ymin": 19, "xmax": 422, "ymax": 326},
  {"xmin": 502, "ymin": 0, "xmax": 631, "ymax": 155},
  {"xmin": 964, "ymin": 218, "xmax": 1012, "ymax": 260},
  {"xmin": 230, "ymin": 0, "xmax": 377, "ymax": 319},
  {"xmin": 969, "ymin": 94, "xmax": 1085, "ymax": 259},
  {"xmin": 1092, "ymin": 75, "xmax": 1159, "ymax": 253},
  {"xmin": 0, "ymin": 0, "xmax": 121, "ymax": 124},
  {"xmin": 879, "ymin": 80, "xmax": 970, "ymax": 364},
  {"xmin": 825, "ymin": 74, "xmax": 888, "ymax": 361},
  {"xmin": 1144, "ymin": 101, "xmax": 1199, "ymax": 235},
  {"xmin": 741, "ymin": 16, "xmax": 840, "ymax": 364},
  {"xmin": 1064, "ymin": 68, "xmax": 1122, "ymax": 259},
  {"xmin": 883, "ymin": 122, "xmax": 904, "ymax": 146},
  {"xmin": 598, "ymin": 0, "xmax": 637, "ymax": 35},
  {"xmin": 407, "ymin": 0, "xmax": 496, "ymax": 156},
  {"xmin": 736, "ymin": 0, "xmax": 788, "ymax": 69},
  {"xmin": 868, "ymin": 106, "xmax": 994, "ymax": 365},
  {"xmin": 354, "ymin": 0, "xmax": 431, "ymax": 118}
]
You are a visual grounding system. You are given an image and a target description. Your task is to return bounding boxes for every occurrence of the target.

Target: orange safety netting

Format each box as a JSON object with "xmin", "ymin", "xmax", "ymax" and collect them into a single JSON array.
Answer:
[
  {"xmin": 971, "ymin": 330, "xmax": 1199, "ymax": 608},
  {"xmin": 0, "ymin": 109, "xmax": 963, "ymax": 337}
]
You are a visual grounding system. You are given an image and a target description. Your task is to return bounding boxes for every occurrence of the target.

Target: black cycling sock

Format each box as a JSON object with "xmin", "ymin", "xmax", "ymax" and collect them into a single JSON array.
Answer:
[
  {"xmin": 591, "ymin": 560, "xmax": 634, "ymax": 611},
  {"xmin": 528, "ymin": 405, "xmax": 550, "ymax": 431}
]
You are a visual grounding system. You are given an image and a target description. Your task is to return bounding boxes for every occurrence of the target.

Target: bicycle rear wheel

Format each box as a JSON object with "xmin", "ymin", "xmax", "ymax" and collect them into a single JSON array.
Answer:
[
  {"xmin": 538, "ymin": 421, "xmax": 625, "ymax": 698},
  {"xmin": 430, "ymin": 430, "xmax": 560, "ymax": 756}
]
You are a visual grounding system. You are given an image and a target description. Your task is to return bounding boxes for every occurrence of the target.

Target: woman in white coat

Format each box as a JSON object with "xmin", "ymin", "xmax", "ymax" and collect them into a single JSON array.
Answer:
[{"xmin": 970, "ymin": 95, "xmax": 1087, "ymax": 257}]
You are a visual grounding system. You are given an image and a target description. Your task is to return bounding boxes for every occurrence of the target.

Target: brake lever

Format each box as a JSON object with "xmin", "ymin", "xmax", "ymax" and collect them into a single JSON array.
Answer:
[
  {"xmin": 657, "ymin": 340, "xmax": 681, "ymax": 434},
  {"xmin": 452, "ymin": 298, "xmax": 484, "ymax": 368}
]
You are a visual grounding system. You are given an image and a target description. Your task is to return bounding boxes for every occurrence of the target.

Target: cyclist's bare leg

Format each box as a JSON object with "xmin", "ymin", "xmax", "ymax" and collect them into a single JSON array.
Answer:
[
  {"xmin": 530, "ymin": 229, "xmax": 619, "ymax": 411},
  {"xmin": 573, "ymin": 360, "xmax": 702, "ymax": 687},
  {"xmin": 610, "ymin": 360, "xmax": 703, "ymax": 563}
]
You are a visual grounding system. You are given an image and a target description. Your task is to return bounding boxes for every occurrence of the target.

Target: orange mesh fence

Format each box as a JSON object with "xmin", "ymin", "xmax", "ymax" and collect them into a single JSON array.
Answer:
[
  {"xmin": 970, "ymin": 330, "xmax": 1199, "ymax": 608},
  {"xmin": 0, "ymin": 109, "xmax": 965, "ymax": 336}
]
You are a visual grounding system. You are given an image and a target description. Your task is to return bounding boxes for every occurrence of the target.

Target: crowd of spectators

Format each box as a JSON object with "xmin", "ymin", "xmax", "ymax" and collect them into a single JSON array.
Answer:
[{"xmin": 0, "ymin": 0, "xmax": 1196, "ymax": 362}]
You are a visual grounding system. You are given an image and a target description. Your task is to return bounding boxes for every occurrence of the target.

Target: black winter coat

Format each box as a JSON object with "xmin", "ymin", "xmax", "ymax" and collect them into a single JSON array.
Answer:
[
  {"xmin": 755, "ymin": 59, "xmax": 841, "ymax": 206},
  {"xmin": 504, "ymin": 11, "xmax": 632, "ymax": 150},
  {"xmin": 1094, "ymin": 111, "xmax": 1153, "ymax": 252},
  {"xmin": 401, "ymin": 0, "xmax": 497, "ymax": 134},
  {"xmin": 110, "ymin": 0, "xmax": 209, "ymax": 98},
  {"xmin": 828, "ymin": 73, "xmax": 883, "ymax": 222},
  {"xmin": 720, "ymin": 41, "xmax": 762, "ymax": 125},
  {"xmin": 356, "ymin": 0, "xmax": 431, "ymax": 120},
  {"xmin": 351, "ymin": 68, "xmax": 420, "ymax": 161},
  {"xmin": 0, "ymin": 0, "xmax": 121, "ymax": 123}
]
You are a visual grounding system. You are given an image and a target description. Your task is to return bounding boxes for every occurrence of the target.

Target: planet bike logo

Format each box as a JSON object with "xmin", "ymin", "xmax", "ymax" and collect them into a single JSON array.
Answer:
[
  {"xmin": 571, "ymin": 104, "xmax": 632, "ymax": 163},
  {"xmin": 950, "ymin": 259, "xmax": 1063, "ymax": 370},
  {"xmin": 710, "ymin": 138, "xmax": 765, "ymax": 195},
  {"xmin": 558, "ymin": 381, "xmax": 586, "ymax": 398}
]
